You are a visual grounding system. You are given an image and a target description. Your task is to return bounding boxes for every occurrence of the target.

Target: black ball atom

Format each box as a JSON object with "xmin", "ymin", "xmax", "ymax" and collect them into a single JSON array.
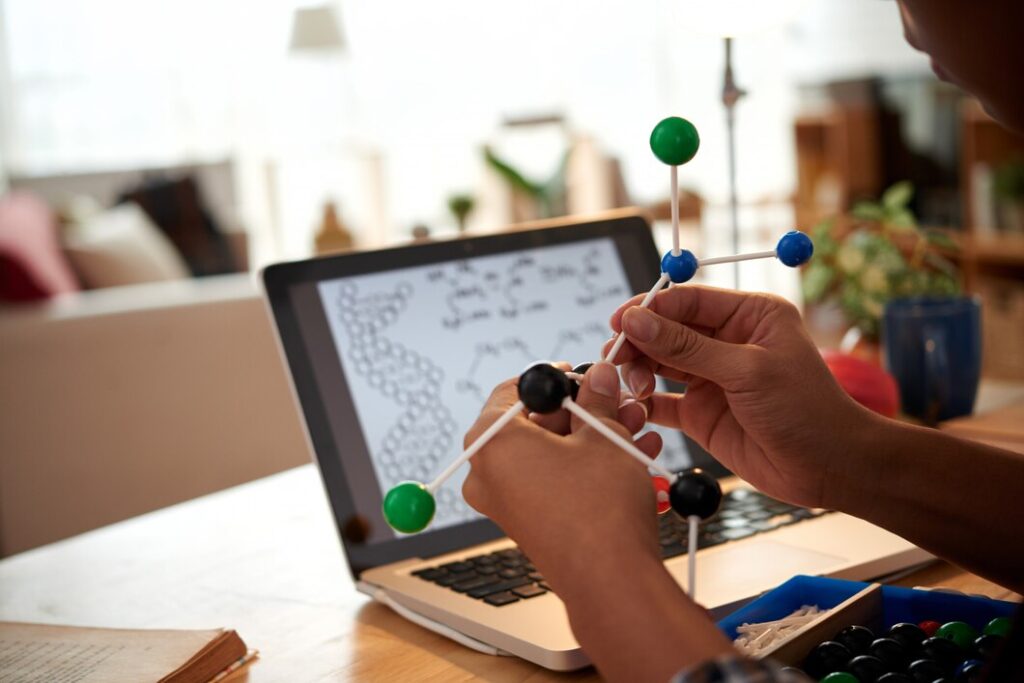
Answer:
[
  {"xmin": 889, "ymin": 622, "xmax": 928, "ymax": 651},
  {"xmin": 569, "ymin": 362, "xmax": 594, "ymax": 401},
  {"xmin": 835, "ymin": 624, "xmax": 875, "ymax": 655},
  {"xmin": 847, "ymin": 654, "xmax": 887, "ymax": 683},
  {"xmin": 869, "ymin": 637, "xmax": 909, "ymax": 671},
  {"xmin": 907, "ymin": 658, "xmax": 945, "ymax": 681},
  {"xmin": 518, "ymin": 362, "xmax": 572, "ymax": 414},
  {"xmin": 804, "ymin": 640, "xmax": 853, "ymax": 680},
  {"xmin": 668, "ymin": 468, "xmax": 722, "ymax": 520}
]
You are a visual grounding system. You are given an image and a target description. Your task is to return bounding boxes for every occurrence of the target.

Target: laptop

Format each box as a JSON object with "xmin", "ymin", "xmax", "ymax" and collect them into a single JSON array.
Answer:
[{"xmin": 261, "ymin": 210, "xmax": 930, "ymax": 671}]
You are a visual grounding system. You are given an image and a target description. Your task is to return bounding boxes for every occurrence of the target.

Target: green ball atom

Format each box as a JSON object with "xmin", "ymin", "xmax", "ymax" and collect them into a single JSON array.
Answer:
[
  {"xmin": 820, "ymin": 673, "xmax": 859, "ymax": 683},
  {"xmin": 650, "ymin": 116, "xmax": 700, "ymax": 166},
  {"xmin": 984, "ymin": 616, "xmax": 1012, "ymax": 637},
  {"xmin": 382, "ymin": 481, "xmax": 436, "ymax": 534},
  {"xmin": 935, "ymin": 620, "xmax": 978, "ymax": 650}
]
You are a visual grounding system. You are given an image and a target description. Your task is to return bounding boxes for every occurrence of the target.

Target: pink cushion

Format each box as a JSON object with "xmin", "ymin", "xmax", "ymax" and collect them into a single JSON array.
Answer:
[{"xmin": 0, "ymin": 191, "xmax": 79, "ymax": 301}]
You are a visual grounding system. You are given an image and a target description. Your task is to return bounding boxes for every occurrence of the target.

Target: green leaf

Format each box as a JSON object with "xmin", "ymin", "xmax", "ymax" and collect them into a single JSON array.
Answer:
[
  {"xmin": 482, "ymin": 147, "xmax": 543, "ymax": 198},
  {"xmin": 851, "ymin": 202, "xmax": 885, "ymax": 222},
  {"xmin": 801, "ymin": 262, "xmax": 835, "ymax": 303},
  {"xmin": 811, "ymin": 219, "xmax": 838, "ymax": 257},
  {"xmin": 886, "ymin": 208, "xmax": 917, "ymax": 230},
  {"xmin": 923, "ymin": 229, "xmax": 958, "ymax": 251},
  {"xmin": 882, "ymin": 181, "xmax": 914, "ymax": 211}
]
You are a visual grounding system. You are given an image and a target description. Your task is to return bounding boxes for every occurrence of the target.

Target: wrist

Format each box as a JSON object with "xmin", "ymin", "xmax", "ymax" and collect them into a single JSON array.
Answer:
[
  {"xmin": 819, "ymin": 405, "xmax": 891, "ymax": 512},
  {"xmin": 556, "ymin": 545, "xmax": 733, "ymax": 681},
  {"xmin": 822, "ymin": 409, "xmax": 911, "ymax": 515}
]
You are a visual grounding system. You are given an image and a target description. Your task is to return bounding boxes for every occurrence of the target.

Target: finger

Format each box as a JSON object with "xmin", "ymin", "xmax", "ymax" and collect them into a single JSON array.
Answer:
[
  {"xmin": 604, "ymin": 325, "xmax": 716, "ymax": 366},
  {"xmin": 602, "ymin": 334, "xmax": 641, "ymax": 364},
  {"xmin": 634, "ymin": 430, "xmax": 663, "ymax": 459},
  {"xmin": 617, "ymin": 399, "xmax": 648, "ymax": 436},
  {"xmin": 646, "ymin": 382, "xmax": 736, "ymax": 453},
  {"xmin": 530, "ymin": 409, "xmax": 571, "ymax": 435},
  {"xmin": 569, "ymin": 361, "xmax": 621, "ymax": 432},
  {"xmin": 463, "ymin": 377, "xmax": 528, "ymax": 448},
  {"xmin": 622, "ymin": 358, "xmax": 658, "ymax": 399},
  {"xmin": 621, "ymin": 307, "xmax": 759, "ymax": 389},
  {"xmin": 610, "ymin": 284, "xmax": 758, "ymax": 338}
]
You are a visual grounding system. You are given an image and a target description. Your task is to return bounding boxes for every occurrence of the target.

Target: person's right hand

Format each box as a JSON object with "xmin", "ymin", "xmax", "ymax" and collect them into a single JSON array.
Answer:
[{"xmin": 604, "ymin": 285, "xmax": 875, "ymax": 509}]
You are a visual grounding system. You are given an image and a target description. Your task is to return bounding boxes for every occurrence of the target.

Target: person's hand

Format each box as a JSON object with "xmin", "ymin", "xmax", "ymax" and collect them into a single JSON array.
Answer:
[
  {"xmin": 461, "ymin": 362, "xmax": 662, "ymax": 589},
  {"xmin": 605, "ymin": 285, "xmax": 873, "ymax": 509},
  {"xmin": 462, "ymin": 363, "xmax": 736, "ymax": 682}
]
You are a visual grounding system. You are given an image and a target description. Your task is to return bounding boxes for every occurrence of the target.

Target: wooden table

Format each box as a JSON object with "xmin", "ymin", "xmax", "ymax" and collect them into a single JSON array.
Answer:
[{"xmin": 0, "ymin": 466, "xmax": 1017, "ymax": 682}]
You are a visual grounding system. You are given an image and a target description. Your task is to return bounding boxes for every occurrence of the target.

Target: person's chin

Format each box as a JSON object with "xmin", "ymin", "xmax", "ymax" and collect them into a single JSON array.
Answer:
[{"xmin": 930, "ymin": 58, "xmax": 953, "ymax": 83}]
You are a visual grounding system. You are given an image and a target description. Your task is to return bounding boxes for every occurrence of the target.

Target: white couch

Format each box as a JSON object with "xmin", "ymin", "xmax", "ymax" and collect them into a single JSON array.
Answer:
[{"xmin": 0, "ymin": 274, "xmax": 310, "ymax": 557}]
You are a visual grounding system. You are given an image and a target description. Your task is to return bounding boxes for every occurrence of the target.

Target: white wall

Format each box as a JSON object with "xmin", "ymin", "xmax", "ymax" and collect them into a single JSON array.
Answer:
[{"xmin": 0, "ymin": 0, "xmax": 933, "ymax": 258}]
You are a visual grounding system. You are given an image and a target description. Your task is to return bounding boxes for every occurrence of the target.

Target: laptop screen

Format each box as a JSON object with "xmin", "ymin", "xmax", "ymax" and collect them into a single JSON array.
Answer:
[{"xmin": 265, "ymin": 214, "xmax": 716, "ymax": 574}]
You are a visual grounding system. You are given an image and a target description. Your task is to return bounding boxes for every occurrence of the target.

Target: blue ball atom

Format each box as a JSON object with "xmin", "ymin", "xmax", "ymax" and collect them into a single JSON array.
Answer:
[
  {"xmin": 661, "ymin": 249, "xmax": 699, "ymax": 284},
  {"xmin": 776, "ymin": 231, "xmax": 814, "ymax": 267}
]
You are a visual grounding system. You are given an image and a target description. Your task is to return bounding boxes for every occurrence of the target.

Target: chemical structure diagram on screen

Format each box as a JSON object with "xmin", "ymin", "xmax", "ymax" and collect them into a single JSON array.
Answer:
[
  {"xmin": 329, "ymin": 279, "xmax": 470, "ymax": 523},
  {"xmin": 435, "ymin": 246, "xmax": 627, "ymax": 332},
  {"xmin": 454, "ymin": 322, "xmax": 607, "ymax": 403},
  {"xmin": 323, "ymin": 238, "xmax": 637, "ymax": 528}
]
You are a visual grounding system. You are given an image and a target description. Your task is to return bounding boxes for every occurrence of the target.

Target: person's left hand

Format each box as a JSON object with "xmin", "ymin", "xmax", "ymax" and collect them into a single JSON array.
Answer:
[{"xmin": 461, "ymin": 362, "xmax": 663, "ymax": 592}]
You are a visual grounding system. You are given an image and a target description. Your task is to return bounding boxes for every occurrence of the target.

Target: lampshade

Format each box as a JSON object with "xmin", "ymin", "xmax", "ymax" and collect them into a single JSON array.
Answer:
[
  {"xmin": 289, "ymin": 5, "xmax": 345, "ymax": 53},
  {"xmin": 675, "ymin": 0, "xmax": 810, "ymax": 37}
]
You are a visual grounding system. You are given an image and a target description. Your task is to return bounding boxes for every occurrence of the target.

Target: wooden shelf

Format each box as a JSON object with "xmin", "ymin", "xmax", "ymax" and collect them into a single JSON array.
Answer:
[{"xmin": 967, "ymin": 234, "xmax": 1024, "ymax": 266}]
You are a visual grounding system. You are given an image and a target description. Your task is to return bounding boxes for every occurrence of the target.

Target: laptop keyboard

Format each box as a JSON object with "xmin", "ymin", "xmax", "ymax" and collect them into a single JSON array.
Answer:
[{"xmin": 411, "ymin": 488, "xmax": 827, "ymax": 606}]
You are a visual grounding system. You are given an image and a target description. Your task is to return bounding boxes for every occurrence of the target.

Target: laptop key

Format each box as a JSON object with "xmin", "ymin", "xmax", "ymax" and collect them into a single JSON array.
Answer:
[
  {"xmin": 499, "ymin": 567, "xmax": 526, "ymax": 579},
  {"xmin": 441, "ymin": 561, "xmax": 474, "ymax": 573},
  {"xmin": 512, "ymin": 584, "xmax": 547, "ymax": 599},
  {"xmin": 414, "ymin": 568, "xmax": 447, "ymax": 581},
  {"xmin": 721, "ymin": 527, "xmax": 755, "ymax": 541},
  {"xmin": 436, "ymin": 570, "xmax": 478, "ymax": 587},
  {"xmin": 528, "ymin": 572, "xmax": 544, "ymax": 582},
  {"xmin": 483, "ymin": 591, "xmax": 520, "ymax": 606},
  {"xmin": 477, "ymin": 565, "xmax": 498, "ymax": 575},
  {"xmin": 467, "ymin": 576, "xmax": 531, "ymax": 599},
  {"xmin": 470, "ymin": 555, "xmax": 498, "ymax": 565},
  {"xmin": 452, "ymin": 575, "xmax": 500, "ymax": 592}
]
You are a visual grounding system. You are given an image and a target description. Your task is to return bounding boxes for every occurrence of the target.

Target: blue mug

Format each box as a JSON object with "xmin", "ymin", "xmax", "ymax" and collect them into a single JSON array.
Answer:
[{"xmin": 882, "ymin": 297, "xmax": 982, "ymax": 424}]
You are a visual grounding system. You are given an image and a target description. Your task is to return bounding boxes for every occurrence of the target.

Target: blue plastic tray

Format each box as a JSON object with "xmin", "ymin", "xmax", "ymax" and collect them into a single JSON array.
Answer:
[{"xmin": 717, "ymin": 575, "xmax": 1019, "ymax": 642}]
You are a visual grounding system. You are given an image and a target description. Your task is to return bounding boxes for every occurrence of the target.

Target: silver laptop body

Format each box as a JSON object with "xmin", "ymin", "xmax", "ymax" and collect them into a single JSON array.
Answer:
[{"xmin": 262, "ymin": 211, "xmax": 930, "ymax": 671}]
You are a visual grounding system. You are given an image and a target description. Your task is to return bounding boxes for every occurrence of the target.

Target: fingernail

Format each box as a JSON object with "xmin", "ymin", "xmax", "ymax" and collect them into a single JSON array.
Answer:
[
  {"xmin": 621, "ymin": 397, "xmax": 648, "ymax": 420},
  {"xmin": 588, "ymin": 361, "xmax": 619, "ymax": 398},
  {"xmin": 627, "ymin": 367, "xmax": 649, "ymax": 398},
  {"xmin": 623, "ymin": 308, "xmax": 658, "ymax": 343}
]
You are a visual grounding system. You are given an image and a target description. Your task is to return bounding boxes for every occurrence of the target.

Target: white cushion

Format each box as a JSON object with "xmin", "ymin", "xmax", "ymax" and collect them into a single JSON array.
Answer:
[{"xmin": 63, "ymin": 202, "xmax": 189, "ymax": 288}]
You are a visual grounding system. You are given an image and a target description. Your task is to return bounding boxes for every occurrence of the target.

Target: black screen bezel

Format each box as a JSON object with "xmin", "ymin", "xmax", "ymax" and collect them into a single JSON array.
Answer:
[{"xmin": 262, "ymin": 212, "xmax": 728, "ymax": 577}]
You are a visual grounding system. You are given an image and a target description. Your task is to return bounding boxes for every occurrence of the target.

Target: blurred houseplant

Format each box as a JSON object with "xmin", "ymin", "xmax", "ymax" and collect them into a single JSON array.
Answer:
[
  {"xmin": 447, "ymin": 194, "xmax": 475, "ymax": 233},
  {"xmin": 801, "ymin": 181, "xmax": 961, "ymax": 339},
  {"xmin": 483, "ymin": 146, "xmax": 568, "ymax": 220}
]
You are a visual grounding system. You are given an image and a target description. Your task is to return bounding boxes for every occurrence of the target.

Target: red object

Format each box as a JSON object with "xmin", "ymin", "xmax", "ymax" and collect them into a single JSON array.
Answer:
[
  {"xmin": 652, "ymin": 476, "xmax": 671, "ymax": 515},
  {"xmin": 920, "ymin": 620, "xmax": 941, "ymax": 637},
  {"xmin": 821, "ymin": 350, "xmax": 900, "ymax": 418},
  {"xmin": 0, "ymin": 191, "xmax": 79, "ymax": 302}
]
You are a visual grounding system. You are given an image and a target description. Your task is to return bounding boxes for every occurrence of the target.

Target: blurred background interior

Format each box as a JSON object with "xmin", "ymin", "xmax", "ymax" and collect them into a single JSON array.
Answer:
[{"xmin": 2, "ymin": 1, "xmax": 1023, "ymax": 558}]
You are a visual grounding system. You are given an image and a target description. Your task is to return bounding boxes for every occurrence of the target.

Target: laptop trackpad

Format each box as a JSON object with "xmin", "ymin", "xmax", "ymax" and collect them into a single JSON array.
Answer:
[{"xmin": 667, "ymin": 540, "xmax": 846, "ymax": 609}]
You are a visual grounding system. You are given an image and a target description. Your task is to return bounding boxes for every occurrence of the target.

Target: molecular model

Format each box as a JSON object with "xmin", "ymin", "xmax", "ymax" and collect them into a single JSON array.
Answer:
[{"xmin": 382, "ymin": 116, "xmax": 813, "ymax": 600}]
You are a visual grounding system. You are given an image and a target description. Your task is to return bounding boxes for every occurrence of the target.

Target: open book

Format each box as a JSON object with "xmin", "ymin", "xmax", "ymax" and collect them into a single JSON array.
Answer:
[{"xmin": 0, "ymin": 622, "xmax": 256, "ymax": 683}]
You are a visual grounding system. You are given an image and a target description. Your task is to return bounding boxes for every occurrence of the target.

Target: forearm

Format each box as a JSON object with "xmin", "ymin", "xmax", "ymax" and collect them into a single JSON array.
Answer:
[
  {"xmin": 550, "ymin": 545, "xmax": 733, "ymax": 683},
  {"xmin": 827, "ymin": 411, "xmax": 1024, "ymax": 592}
]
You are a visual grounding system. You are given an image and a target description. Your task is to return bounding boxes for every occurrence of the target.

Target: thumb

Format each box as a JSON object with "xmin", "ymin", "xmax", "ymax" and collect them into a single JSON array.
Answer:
[
  {"xmin": 570, "ymin": 361, "xmax": 622, "ymax": 432},
  {"xmin": 621, "ymin": 306, "xmax": 752, "ymax": 389}
]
